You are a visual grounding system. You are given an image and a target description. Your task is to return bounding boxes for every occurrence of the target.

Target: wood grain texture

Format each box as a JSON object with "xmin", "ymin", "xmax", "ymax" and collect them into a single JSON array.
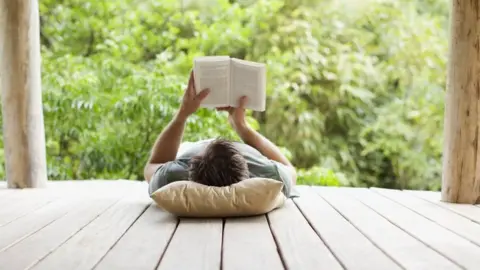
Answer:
[
  {"xmin": 442, "ymin": 0, "xmax": 480, "ymax": 203},
  {"xmin": 95, "ymin": 205, "xmax": 178, "ymax": 270},
  {"xmin": 0, "ymin": 196, "xmax": 121, "ymax": 270},
  {"xmin": 0, "ymin": 0, "xmax": 48, "ymax": 188},
  {"xmin": 30, "ymin": 185, "xmax": 151, "ymax": 270},
  {"xmin": 222, "ymin": 215, "xmax": 284, "ymax": 270},
  {"xmin": 267, "ymin": 199, "xmax": 343, "ymax": 270},
  {"xmin": 0, "ymin": 180, "xmax": 138, "ymax": 227},
  {"xmin": 2, "ymin": 182, "xmax": 480, "ymax": 269},
  {"xmin": 0, "ymin": 196, "xmax": 79, "ymax": 251},
  {"xmin": 317, "ymin": 187, "xmax": 460, "ymax": 270},
  {"xmin": 0, "ymin": 189, "xmax": 60, "ymax": 227},
  {"xmin": 295, "ymin": 187, "xmax": 400, "ymax": 270},
  {"xmin": 409, "ymin": 190, "xmax": 480, "ymax": 223},
  {"xmin": 345, "ymin": 188, "xmax": 480, "ymax": 269},
  {"xmin": 374, "ymin": 188, "xmax": 480, "ymax": 247},
  {"xmin": 0, "ymin": 189, "xmax": 15, "ymax": 202},
  {"xmin": 157, "ymin": 218, "xmax": 222, "ymax": 270}
]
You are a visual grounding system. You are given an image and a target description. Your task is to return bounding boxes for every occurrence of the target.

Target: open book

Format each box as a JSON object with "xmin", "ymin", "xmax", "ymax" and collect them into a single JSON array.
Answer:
[{"xmin": 193, "ymin": 56, "xmax": 266, "ymax": 111}]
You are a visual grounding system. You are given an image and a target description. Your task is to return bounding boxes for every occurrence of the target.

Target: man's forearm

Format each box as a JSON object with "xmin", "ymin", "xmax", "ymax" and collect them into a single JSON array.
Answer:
[
  {"xmin": 144, "ymin": 71, "xmax": 209, "ymax": 182},
  {"xmin": 237, "ymin": 125, "xmax": 293, "ymax": 167},
  {"xmin": 238, "ymin": 125, "xmax": 297, "ymax": 185},
  {"xmin": 147, "ymin": 111, "xmax": 188, "ymax": 164}
]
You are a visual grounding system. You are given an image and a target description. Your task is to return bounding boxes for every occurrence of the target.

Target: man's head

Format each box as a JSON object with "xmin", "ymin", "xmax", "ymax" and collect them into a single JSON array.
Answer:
[{"xmin": 188, "ymin": 138, "xmax": 249, "ymax": 186}]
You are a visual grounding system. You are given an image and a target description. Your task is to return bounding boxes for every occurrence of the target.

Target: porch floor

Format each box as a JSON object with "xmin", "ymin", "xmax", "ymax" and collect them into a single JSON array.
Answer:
[{"xmin": 0, "ymin": 180, "xmax": 480, "ymax": 270}]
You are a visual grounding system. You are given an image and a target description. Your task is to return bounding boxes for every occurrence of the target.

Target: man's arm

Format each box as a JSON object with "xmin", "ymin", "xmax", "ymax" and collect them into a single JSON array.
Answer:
[
  {"xmin": 144, "ymin": 72, "xmax": 210, "ymax": 182},
  {"xmin": 217, "ymin": 96, "xmax": 297, "ymax": 184},
  {"xmin": 237, "ymin": 125, "xmax": 292, "ymax": 167},
  {"xmin": 237, "ymin": 124, "xmax": 297, "ymax": 184},
  {"xmin": 144, "ymin": 112, "xmax": 188, "ymax": 182}
]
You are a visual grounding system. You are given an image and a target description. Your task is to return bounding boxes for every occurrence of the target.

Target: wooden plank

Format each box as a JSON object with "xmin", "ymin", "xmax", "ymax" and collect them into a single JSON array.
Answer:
[
  {"xmin": 222, "ymin": 215, "xmax": 284, "ymax": 270},
  {"xmin": 30, "ymin": 185, "xmax": 151, "ymax": 270},
  {"xmin": 405, "ymin": 190, "xmax": 443, "ymax": 203},
  {"xmin": 316, "ymin": 187, "xmax": 461, "ymax": 270},
  {"xmin": 0, "ymin": 196, "xmax": 80, "ymax": 251},
  {"xmin": 0, "ymin": 182, "xmax": 12, "ymax": 194},
  {"xmin": 408, "ymin": 190, "xmax": 480, "ymax": 224},
  {"xmin": 0, "ymin": 182, "xmax": 129, "ymax": 251},
  {"xmin": 95, "ymin": 205, "xmax": 178, "ymax": 270},
  {"xmin": 0, "ymin": 188, "xmax": 18, "ymax": 202},
  {"xmin": 294, "ymin": 187, "xmax": 400, "ymax": 270},
  {"xmin": 0, "ymin": 180, "xmax": 134, "ymax": 227},
  {"xmin": 267, "ymin": 199, "xmax": 342, "ymax": 270},
  {"xmin": 0, "ymin": 0, "xmax": 48, "ymax": 188},
  {"xmin": 0, "ymin": 190, "xmax": 60, "ymax": 227},
  {"xmin": 0, "ymin": 195, "xmax": 122, "ymax": 270},
  {"xmin": 344, "ymin": 187, "xmax": 480, "ymax": 269},
  {"xmin": 157, "ymin": 218, "xmax": 222, "ymax": 270},
  {"xmin": 374, "ymin": 188, "xmax": 480, "ymax": 247}
]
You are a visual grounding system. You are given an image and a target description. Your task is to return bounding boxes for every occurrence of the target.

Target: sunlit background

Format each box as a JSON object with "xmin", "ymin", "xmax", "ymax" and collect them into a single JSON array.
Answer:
[{"xmin": 0, "ymin": 0, "xmax": 450, "ymax": 190}]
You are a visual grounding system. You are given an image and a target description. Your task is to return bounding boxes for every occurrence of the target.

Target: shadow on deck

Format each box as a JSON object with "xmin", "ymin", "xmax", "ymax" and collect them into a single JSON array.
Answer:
[{"xmin": 0, "ymin": 180, "xmax": 479, "ymax": 270}]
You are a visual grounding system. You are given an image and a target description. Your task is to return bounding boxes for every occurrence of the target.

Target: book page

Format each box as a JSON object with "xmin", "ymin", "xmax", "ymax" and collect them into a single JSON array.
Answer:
[
  {"xmin": 193, "ymin": 56, "xmax": 231, "ymax": 108},
  {"xmin": 230, "ymin": 58, "xmax": 266, "ymax": 111}
]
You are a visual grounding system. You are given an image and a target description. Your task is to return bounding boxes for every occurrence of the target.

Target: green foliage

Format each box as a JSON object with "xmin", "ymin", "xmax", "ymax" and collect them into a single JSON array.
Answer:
[
  {"xmin": 297, "ymin": 167, "xmax": 344, "ymax": 186},
  {"xmin": 0, "ymin": 0, "xmax": 449, "ymax": 190}
]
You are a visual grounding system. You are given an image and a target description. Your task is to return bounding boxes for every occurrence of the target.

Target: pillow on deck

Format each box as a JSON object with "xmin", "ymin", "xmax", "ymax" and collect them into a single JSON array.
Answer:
[{"xmin": 150, "ymin": 178, "xmax": 286, "ymax": 217}]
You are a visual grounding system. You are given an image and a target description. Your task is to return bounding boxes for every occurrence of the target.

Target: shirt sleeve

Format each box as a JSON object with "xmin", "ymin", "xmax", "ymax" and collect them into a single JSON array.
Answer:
[
  {"xmin": 148, "ymin": 160, "xmax": 189, "ymax": 195},
  {"xmin": 270, "ymin": 160, "xmax": 297, "ymax": 198}
]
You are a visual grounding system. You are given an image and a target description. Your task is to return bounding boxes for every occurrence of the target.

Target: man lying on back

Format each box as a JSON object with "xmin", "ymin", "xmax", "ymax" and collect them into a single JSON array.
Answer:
[{"xmin": 144, "ymin": 71, "xmax": 297, "ymax": 197}]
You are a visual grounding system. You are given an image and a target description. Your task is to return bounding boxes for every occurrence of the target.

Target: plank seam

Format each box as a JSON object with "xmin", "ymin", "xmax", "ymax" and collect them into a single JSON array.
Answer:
[
  {"xmin": 0, "ymin": 196, "xmax": 60, "ymax": 228},
  {"xmin": 372, "ymin": 189, "xmax": 480, "ymax": 248},
  {"xmin": 407, "ymin": 191, "xmax": 480, "ymax": 224},
  {"xmin": 348, "ymin": 188, "xmax": 465, "ymax": 270},
  {"xmin": 313, "ymin": 188, "xmax": 405, "ymax": 270},
  {"xmin": 265, "ymin": 213, "xmax": 287, "ymax": 270},
  {"xmin": 292, "ymin": 197, "xmax": 346, "ymax": 270},
  {"xmin": 220, "ymin": 218, "xmax": 225, "ymax": 270},
  {"xmin": 24, "ymin": 196, "xmax": 124, "ymax": 270},
  {"xmin": 154, "ymin": 217, "xmax": 181, "ymax": 269},
  {"xmin": 92, "ymin": 203, "xmax": 151, "ymax": 269},
  {"xmin": 0, "ymin": 199, "xmax": 76, "ymax": 253}
]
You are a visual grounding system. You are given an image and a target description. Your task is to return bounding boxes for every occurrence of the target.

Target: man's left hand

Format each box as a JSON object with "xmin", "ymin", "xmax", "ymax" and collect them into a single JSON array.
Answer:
[{"xmin": 216, "ymin": 96, "xmax": 249, "ymax": 134}]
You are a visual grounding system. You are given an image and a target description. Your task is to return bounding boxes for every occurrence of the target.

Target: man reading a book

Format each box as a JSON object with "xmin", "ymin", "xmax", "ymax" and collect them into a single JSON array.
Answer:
[{"xmin": 144, "ymin": 72, "xmax": 297, "ymax": 197}]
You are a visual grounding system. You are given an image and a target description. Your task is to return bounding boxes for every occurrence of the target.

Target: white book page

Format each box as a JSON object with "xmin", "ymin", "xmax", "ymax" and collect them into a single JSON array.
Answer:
[
  {"xmin": 230, "ymin": 58, "xmax": 266, "ymax": 111},
  {"xmin": 193, "ymin": 56, "xmax": 231, "ymax": 108}
]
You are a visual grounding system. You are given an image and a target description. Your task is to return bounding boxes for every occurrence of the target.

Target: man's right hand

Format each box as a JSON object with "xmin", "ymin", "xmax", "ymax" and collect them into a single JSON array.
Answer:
[
  {"xmin": 177, "ymin": 71, "xmax": 210, "ymax": 121},
  {"xmin": 216, "ymin": 96, "xmax": 249, "ymax": 135}
]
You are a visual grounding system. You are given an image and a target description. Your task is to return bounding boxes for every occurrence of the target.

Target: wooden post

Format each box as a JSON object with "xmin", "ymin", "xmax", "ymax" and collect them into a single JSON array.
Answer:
[
  {"xmin": 442, "ymin": 0, "xmax": 480, "ymax": 204},
  {"xmin": 0, "ymin": 0, "xmax": 48, "ymax": 188}
]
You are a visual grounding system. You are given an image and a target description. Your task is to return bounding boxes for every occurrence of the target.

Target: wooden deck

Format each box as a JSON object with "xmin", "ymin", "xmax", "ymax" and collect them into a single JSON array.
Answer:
[{"xmin": 0, "ymin": 181, "xmax": 480, "ymax": 270}]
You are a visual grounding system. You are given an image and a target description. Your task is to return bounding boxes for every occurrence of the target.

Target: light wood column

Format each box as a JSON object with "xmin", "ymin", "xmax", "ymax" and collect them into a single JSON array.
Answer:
[
  {"xmin": 442, "ymin": 0, "xmax": 480, "ymax": 203},
  {"xmin": 0, "ymin": 0, "xmax": 48, "ymax": 188}
]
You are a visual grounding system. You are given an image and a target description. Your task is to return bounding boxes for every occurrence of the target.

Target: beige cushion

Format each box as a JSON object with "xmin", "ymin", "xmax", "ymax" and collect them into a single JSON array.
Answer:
[{"xmin": 150, "ymin": 178, "xmax": 286, "ymax": 217}]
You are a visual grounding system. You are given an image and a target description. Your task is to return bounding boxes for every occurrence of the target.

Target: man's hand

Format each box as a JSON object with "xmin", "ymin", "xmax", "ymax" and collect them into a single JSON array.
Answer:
[
  {"xmin": 216, "ymin": 96, "xmax": 249, "ymax": 134},
  {"xmin": 177, "ymin": 71, "xmax": 210, "ymax": 120}
]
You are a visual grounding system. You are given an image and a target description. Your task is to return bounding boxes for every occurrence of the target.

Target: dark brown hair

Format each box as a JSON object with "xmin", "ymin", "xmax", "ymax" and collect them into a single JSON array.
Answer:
[{"xmin": 188, "ymin": 138, "xmax": 249, "ymax": 186}]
